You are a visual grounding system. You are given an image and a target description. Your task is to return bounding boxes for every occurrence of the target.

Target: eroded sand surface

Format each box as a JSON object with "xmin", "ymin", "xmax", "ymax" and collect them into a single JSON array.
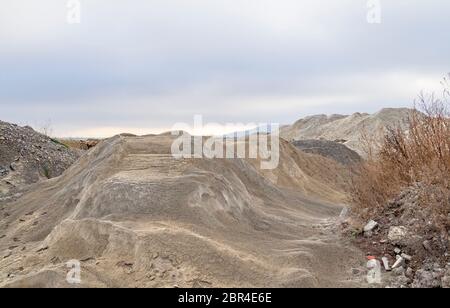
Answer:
[{"xmin": 0, "ymin": 135, "xmax": 366, "ymax": 287}]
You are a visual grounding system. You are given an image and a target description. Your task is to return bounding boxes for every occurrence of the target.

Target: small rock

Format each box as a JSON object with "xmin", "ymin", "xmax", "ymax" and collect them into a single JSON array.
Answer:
[
  {"xmin": 0, "ymin": 166, "xmax": 8, "ymax": 177},
  {"xmin": 9, "ymin": 163, "xmax": 18, "ymax": 171},
  {"xmin": 352, "ymin": 268, "xmax": 361, "ymax": 275},
  {"xmin": 401, "ymin": 253, "xmax": 412, "ymax": 261},
  {"xmin": 412, "ymin": 265, "xmax": 443, "ymax": 288},
  {"xmin": 441, "ymin": 265, "xmax": 450, "ymax": 288},
  {"xmin": 392, "ymin": 266, "xmax": 405, "ymax": 276},
  {"xmin": 394, "ymin": 248, "xmax": 402, "ymax": 255},
  {"xmin": 406, "ymin": 267, "xmax": 414, "ymax": 278},
  {"xmin": 364, "ymin": 220, "xmax": 378, "ymax": 233},
  {"xmin": 388, "ymin": 226, "xmax": 408, "ymax": 244},
  {"xmin": 423, "ymin": 240, "xmax": 433, "ymax": 253}
]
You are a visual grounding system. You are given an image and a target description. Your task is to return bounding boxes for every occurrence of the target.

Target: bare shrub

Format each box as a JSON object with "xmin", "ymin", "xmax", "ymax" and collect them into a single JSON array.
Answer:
[{"xmin": 352, "ymin": 76, "xmax": 450, "ymax": 220}]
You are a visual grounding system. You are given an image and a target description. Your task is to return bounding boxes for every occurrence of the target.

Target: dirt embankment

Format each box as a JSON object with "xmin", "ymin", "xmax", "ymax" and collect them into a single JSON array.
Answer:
[
  {"xmin": 0, "ymin": 134, "xmax": 367, "ymax": 288},
  {"xmin": 0, "ymin": 121, "xmax": 81, "ymax": 201}
]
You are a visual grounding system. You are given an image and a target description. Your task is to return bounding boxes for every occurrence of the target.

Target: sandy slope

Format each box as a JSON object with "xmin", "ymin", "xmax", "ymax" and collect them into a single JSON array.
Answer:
[
  {"xmin": 281, "ymin": 108, "xmax": 411, "ymax": 156},
  {"xmin": 0, "ymin": 134, "xmax": 366, "ymax": 288}
]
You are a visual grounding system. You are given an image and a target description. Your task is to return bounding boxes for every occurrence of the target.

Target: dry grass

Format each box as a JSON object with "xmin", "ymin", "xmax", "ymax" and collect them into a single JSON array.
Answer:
[
  {"xmin": 57, "ymin": 139, "xmax": 101, "ymax": 150},
  {"xmin": 352, "ymin": 77, "xmax": 450, "ymax": 220}
]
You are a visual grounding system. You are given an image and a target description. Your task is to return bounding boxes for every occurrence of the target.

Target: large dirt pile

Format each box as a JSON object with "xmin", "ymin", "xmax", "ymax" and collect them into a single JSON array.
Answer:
[
  {"xmin": 281, "ymin": 108, "xmax": 411, "ymax": 157},
  {"xmin": 0, "ymin": 121, "xmax": 81, "ymax": 200},
  {"xmin": 0, "ymin": 134, "xmax": 366, "ymax": 288}
]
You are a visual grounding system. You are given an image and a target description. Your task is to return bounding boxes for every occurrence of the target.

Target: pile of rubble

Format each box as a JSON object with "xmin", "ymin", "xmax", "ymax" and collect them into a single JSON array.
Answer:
[
  {"xmin": 0, "ymin": 120, "xmax": 81, "ymax": 200},
  {"xmin": 344, "ymin": 184, "xmax": 450, "ymax": 288}
]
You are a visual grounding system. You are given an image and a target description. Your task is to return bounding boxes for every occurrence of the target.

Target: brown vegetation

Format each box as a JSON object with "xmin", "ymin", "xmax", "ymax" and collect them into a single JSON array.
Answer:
[{"xmin": 351, "ymin": 77, "xmax": 450, "ymax": 225}]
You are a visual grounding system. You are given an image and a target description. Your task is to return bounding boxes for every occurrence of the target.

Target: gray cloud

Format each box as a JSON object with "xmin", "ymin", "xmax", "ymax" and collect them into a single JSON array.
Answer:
[{"xmin": 1, "ymin": 0, "xmax": 449, "ymax": 136}]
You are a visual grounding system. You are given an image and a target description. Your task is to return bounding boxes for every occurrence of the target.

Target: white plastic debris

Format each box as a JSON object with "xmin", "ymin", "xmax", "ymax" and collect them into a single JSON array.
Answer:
[
  {"xmin": 392, "ymin": 257, "xmax": 404, "ymax": 269},
  {"xmin": 366, "ymin": 259, "xmax": 382, "ymax": 284},
  {"xmin": 401, "ymin": 253, "xmax": 412, "ymax": 261},
  {"xmin": 382, "ymin": 257, "xmax": 391, "ymax": 271}
]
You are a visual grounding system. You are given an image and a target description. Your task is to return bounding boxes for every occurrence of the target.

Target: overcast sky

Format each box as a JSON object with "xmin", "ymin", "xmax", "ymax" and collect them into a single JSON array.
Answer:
[{"xmin": 1, "ymin": 0, "xmax": 449, "ymax": 137}]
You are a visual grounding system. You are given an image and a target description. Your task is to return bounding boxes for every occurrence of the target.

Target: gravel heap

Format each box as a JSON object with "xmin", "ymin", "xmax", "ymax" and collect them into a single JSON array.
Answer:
[
  {"xmin": 292, "ymin": 139, "xmax": 362, "ymax": 166},
  {"xmin": 0, "ymin": 120, "xmax": 81, "ymax": 200},
  {"xmin": 345, "ymin": 183, "xmax": 450, "ymax": 288}
]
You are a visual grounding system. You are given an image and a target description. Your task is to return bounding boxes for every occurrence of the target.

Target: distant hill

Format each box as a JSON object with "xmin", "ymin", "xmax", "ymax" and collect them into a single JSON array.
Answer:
[
  {"xmin": 292, "ymin": 139, "xmax": 361, "ymax": 166},
  {"xmin": 280, "ymin": 108, "xmax": 412, "ymax": 157}
]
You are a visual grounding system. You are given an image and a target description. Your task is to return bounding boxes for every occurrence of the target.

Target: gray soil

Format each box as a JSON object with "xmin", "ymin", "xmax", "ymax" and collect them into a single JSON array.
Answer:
[{"xmin": 292, "ymin": 139, "xmax": 361, "ymax": 166}]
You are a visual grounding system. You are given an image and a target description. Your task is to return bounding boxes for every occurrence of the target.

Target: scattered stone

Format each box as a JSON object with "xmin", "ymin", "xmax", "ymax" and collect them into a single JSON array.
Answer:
[
  {"xmin": 392, "ymin": 266, "xmax": 405, "ymax": 276},
  {"xmin": 423, "ymin": 240, "xmax": 433, "ymax": 253},
  {"xmin": 364, "ymin": 220, "xmax": 378, "ymax": 233},
  {"xmin": 405, "ymin": 267, "xmax": 414, "ymax": 278},
  {"xmin": 394, "ymin": 248, "xmax": 402, "ymax": 255},
  {"xmin": 388, "ymin": 226, "xmax": 408, "ymax": 244},
  {"xmin": 441, "ymin": 264, "xmax": 450, "ymax": 288},
  {"xmin": 412, "ymin": 264, "xmax": 444, "ymax": 288},
  {"xmin": 0, "ymin": 166, "xmax": 8, "ymax": 177},
  {"xmin": 9, "ymin": 163, "xmax": 18, "ymax": 171},
  {"xmin": 352, "ymin": 268, "xmax": 361, "ymax": 275}
]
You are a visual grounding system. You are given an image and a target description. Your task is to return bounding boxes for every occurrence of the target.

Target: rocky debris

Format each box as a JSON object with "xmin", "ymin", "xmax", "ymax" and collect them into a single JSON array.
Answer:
[
  {"xmin": 0, "ymin": 166, "xmax": 8, "ymax": 177},
  {"xmin": 346, "ymin": 184, "xmax": 450, "ymax": 288},
  {"xmin": 364, "ymin": 220, "xmax": 378, "ymax": 235},
  {"xmin": 292, "ymin": 139, "xmax": 362, "ymax": 166},
  {"xmin": 392, "ymin": 266, "xmax": 405, "ymax": 276},
  {"xmin": 0, "ymin": 120, "xmax": 81, "ymax": 198},
  {"xmin": 411, "ymin": 262, "xmax": 445, "ymax": 288},
  {"xmin": 388, "ymin": 226, "xmax": 408, "ymax": 244},
  {"xmin": 442, "ymin": 264, "xmax": 450, "ymax": 288}
]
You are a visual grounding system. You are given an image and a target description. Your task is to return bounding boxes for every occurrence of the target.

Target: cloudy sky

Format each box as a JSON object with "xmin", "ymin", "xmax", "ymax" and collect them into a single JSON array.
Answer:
[{"xmin": 1, "ymin": 0, "xmax": 449, "ymax": 137}]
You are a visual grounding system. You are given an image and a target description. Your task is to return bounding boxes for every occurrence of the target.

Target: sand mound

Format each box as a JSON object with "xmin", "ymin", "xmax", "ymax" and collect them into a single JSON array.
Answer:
[
  {"xmin": 281, "ymin": 108, "xmax": 412, "ymax": 157},
  {"xmin": 0, "ymin": 134, "xmax": 366, "ymax": 287}
]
